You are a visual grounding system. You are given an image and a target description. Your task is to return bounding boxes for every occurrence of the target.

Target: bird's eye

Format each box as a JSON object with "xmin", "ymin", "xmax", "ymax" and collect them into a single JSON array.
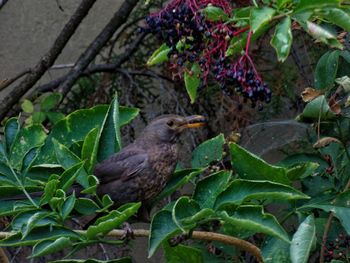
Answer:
[{"xmin": 167, "ymin": 120, "xmax": 174, "ymax": 127}]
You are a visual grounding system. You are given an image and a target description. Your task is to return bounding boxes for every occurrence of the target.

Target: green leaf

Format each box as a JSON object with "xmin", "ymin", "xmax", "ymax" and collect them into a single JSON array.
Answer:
[
  {"xmin": 41, "ymin": 92, "xmax": 62, "ymax": 111},
  {"xmin": 220, "ymin": 206, "xmax": 290, "ymax": 242},
  {"xmin": 4, "ymin": 117, "xmax": 20, "ymax": 154},
  {"xmin": 203, "ymin": 5, "xmax": 228, "ymax": 21},
  {"xmin": 32, "ymin": 112, "xmax": 47, "ymax": 124},
  {"xmin": 318, "ymin": 7, "xmax": 350, "ymax": 32},
  {"xmin": 215, "ymin": 179, "xmax": 309, "ymax": 209},
  {"xmin": 270, "ymin": 16, "xmax": 292, "ymax": 62},
  {"xmin": 250, "ymin": 7, "xmax": 275, "ymax": 32},
  {"xmin": 53, "ymin": 139, "xmax": 81, "ymax": 169},
  {"xmin": 286, "ymin": 162, "xmax": 319, "ymax": 180},
  {"xmin": 300, "ymin": 191, "xmax": 350, "ymax": 234},
  {"xmin": 297, "ymin": 95, "xmax": 336, "ymax": 121},
  {"xmin": 74, "ymin": 198, "xmax": 100, "ymax": 215},
  {"xmin": 86, "ymin": 203, "xmax": 141, "ymax": 239},
  {"xmin": 184, "ymin": 63, "xmax": 201, "ymax": 104},
  {"xmin": 172, "ymin": 197, "xmax": 215, "ymax": 232},
  {"xmin": 0, "ymin": 226, "xmax": 81, "ymax": 246},
  {"xmin": 10, "ymin": 125, "xmax": 47, "ymax": 171},
  {"xmin": 20, "ymin": 211, "xmax": 55, "ymax": 238},
  {"xmin": 229, "ymin": 143, "xmax": 290, "ymax": 185},
  {"xmin": 58, "ymin": 162, "xmax": 85, "ymax": 192},
  {"xmin": 314, "ymin": 51, "xmax": 340, "ymax": 89},
  {"xmin": 146, "ymin": 43, "xmax": 171, "ymax": 66},
  {"xmin": 35, "ymin": 105, "xmax": 139, "ymax": 164},
  {"xmin": 305, "ymin": 22, "xmax": 343, "ymax": 49},
  {"xmin": 97, "ymin": 94, "xmax": 122, "ymax": 162},
  {"xmin": 31, "ymin": 237, "xmax": 72, "ymax": 258},
  {"xmin": 81, "ymin": 127, "xmax": 100, "ymax": 173},
  {"xmin": 49, "ymin": 258, "xmax": 132, "ymax": 263},
  {"xmin": 0, "ymin": 200, "xmax": 37, "ymax": 217},
  {"xmin": 193, "ymin": 170, "xmax": 231, "ymax": 209},
  {"xmin": 148, "ymin": 210, "xmax": 182, "ymax": 258},
  {"xmin": 46, "ymin": 112, "xmax": 65, "ymax": 124},
  {"xmin": 192, "ymin": 134, "xmax": 225, "ymax": 168},
  {"xmin": 290, "ymin": 215, "xmax": 315, "ymax": 263},
  {"xmin": 40, "ymin": 177, "xmax": 59, "ymax": 205},
  {"xmin": 61, "ymin": 193, "xmax": 76, "ymax": 221},
  {"xmin": 151, "ymin": 168, "xmax": 204, "ymax": 205},
  {"xmin": 22, "ymin": 147, "xmax": 40, "ymax": 174},
  {"xmin": 21, "ymin": 99, "xmax": 34, "ymax": 113},
  {"xmin": 295, "ymin": 0, "xmax": 340, "ymax": 13},
  {"xmin": 262, "ymin": 237, "xmax": 290, "ymax": 263},
  {"xmin": 164, "ymin": 243, "xmax": 203, "ymax": 263}
]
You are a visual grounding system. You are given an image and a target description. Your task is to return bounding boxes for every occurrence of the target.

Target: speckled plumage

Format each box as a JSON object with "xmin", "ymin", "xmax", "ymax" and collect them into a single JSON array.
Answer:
[{"xmin": 93, "ymin": 115, "xmax": 205, "ymax": 206}]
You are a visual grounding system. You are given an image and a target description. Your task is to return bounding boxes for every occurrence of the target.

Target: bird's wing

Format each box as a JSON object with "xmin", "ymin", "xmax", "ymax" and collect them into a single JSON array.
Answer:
[{"xmin": 93, "ymin": 147, "xmax": 149, "ymax": 184}]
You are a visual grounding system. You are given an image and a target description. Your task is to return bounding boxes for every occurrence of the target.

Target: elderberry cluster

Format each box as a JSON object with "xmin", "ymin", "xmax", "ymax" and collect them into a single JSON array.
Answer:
[
  {"xmin": 144, "ymin": 4, "xmax": 205, "ymax": 61},
  {"xmin": 214, "ymin": 61, "xmax": 272, "ymax": 109},
  {"xmin": 324, "ymin": 233, "xmax": 350, "ymax": 262}
]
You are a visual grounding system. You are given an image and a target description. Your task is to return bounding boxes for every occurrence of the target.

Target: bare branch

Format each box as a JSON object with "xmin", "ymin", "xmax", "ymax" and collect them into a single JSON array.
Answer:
[
  {"xmin": 0, "ymin": 69, "xmax": 32, "ymax": 92},
  {"xmin": 58, "ymin": 0, "xmax": 141, "ymax": 98},
  {"xmin": 0, "ymin": 0, "xmax": 97, "ymax": 121},
  {"xmin": 0, "ymin": 0, "xmax": 9, "ymax": 10}
]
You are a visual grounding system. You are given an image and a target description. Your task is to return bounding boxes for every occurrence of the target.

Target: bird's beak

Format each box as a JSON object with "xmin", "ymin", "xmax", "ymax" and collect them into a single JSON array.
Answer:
[{"xmin": 180, "ymin": 115, "xmax": 207, "ymax": 129}]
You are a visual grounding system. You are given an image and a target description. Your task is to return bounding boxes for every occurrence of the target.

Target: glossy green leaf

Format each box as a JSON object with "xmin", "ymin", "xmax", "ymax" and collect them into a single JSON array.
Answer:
[
  {"xmin": 295, "ymin": 0, "xmax": 340, "ymax": 13},
  {"xmin": 300, "ymin": 191, "xmax": 350, "ymax": 234},
  {"xmin": 203, "ymin": 5, "xmax": 228, "ymax": 21},
  {"xmin": 262, "ymin": 237, "xmax": 290, "ymax": 263},
  {"xmin": 297, "ymin": 95, "xmax": 336, "ymax": 121},
  {"xmin": 74, "ymin": 198, "xmax": 100, "ymax": 215},
  {"xmin": 318, "ymin": 7, "xmax": 350, "ymax": 32},
  {"xmin": 10, "ymin": 124, "xmax": 46, "ymax": 171},
  {"xmin": 22, "ymin": 147, "xmax": 40, "ymax": 174},
  {"xmin": 270, "ymin": 16, "xmax": 292, "ymax": 62},
  {"xmin": 82, "ymin": 127, "xmax": 100, "ymax": 173},
  {"xmin": 58, "ymin": 162, "xmax": 85, "ymax": 192},
  {"xmin": 31, "ymin": 237, "xmax": 72, "ymax": 258},
  {"xmin": 230, "ymin": 143, "xmax": 290, "ymax": 185},
  {"xmin": 61, "ymin": 193, "xmax": 76, "ymax": 221},
  {"xmin": 40, "ymin": 177, "xmax": 59, "ymax": 205},
  {"xmin": 286, "ymin": 162, "xmax": 319, "ymax": 180},
  {"xmin": 0, "ymin": 200, "xmax": 37, "ymax": 217},
  {"xmin": 290, "ymin": 215, "xmax": 315, "ymax": 263},
  {"xmin": 19, "ymin": 211, "xmax": 54, "ymax": 238},
  {"xmin": 53, "ymin": 139, "xmax": 81, "ymax": 169},
  {"xmin": 21, "ymin": 99, "xmax": 34, "ymax": 113},
  {"xmin": 86, "ymin": 202, "xmax": 141, "ymax": 239},
  {"xmin": 4, "ymin": 117, "xmax": 20, "ymax": 154},
  {"xmin": 41, "ymin": 92, "xmax": 62, "ymax": 111},
  {"xmin": 0, "ymin": 226, "xmax": 81, "ymax": 246},
  {"xmin": 97, "ymin": 95, "xmax": 122, "ymax": 162},
  {"xmin": 250, "ymin": 7, "xmax": 275, "ymax": 32},
  {"xmin": 148, "ymin": 210, "xmax": 182, "ymax": 257},
  {"xmin": 164, "ymin": 243, "xmax": 203, "ymax": 263},
  {"xmin": 35, "ymin": 105, "xmax": 139, "ymax": 164},
  {"xmin": 215, "ymin": 179, "xmax": 309, "ymax": 209},
  {"xmin": 192, "ymin": 134, "xmax": 225, "ymax": 168},
  {"xmin": 151, "ymin": 168, "xmax": 204, "ymax": 205},
  {"xmin": 220, "ymin": 206, "xmax": 290, "ymax": 242},
  {"xmin": 314, "ymin": 51, "xmax": 340, "ymax": 89},
  {"xmin": 184, "ymin": 63, "xmax": 201, "ymax": 104},
  {"xmin": 193, "ymin": 170, "xmax": 231, "ymax": 209},
  {"xmin": 146, "ymin": 43, "xmax": 171, "ymax": 66},
  {"xmin": 172, "ymin": 196, "xmax": 215, "ymax": 232},
  {"xmin": 305, "ymin": 22, "xmax": 343, "ymax": 49}
]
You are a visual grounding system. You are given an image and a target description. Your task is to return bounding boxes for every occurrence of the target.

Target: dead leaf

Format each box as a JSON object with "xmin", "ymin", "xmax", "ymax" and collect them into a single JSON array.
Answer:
[
  {"xmin": 313, "ymin": 137, "xmax": 341, "ymax": 149},
  {"xmin": 301, "ymin": 88, "xmax": 323, "ymax": 102},
  {"xmin": 329, "ymin": 97, "xmax": 341, "ymax": 114},
  {"xmin": 226, "ymin": 132, "xmax": 241, "ymax": 144}
]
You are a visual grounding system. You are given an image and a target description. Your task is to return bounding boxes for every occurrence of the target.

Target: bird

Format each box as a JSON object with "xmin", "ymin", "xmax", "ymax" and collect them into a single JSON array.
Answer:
[{"xmin": 93, "ymin": 114, "xmax": 206, "ymax": 207}]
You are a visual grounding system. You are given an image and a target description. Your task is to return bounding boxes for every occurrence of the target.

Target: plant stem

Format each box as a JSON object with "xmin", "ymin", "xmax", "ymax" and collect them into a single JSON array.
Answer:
[{"xmin": 252, "ymin": 0, "xmax": 258, "ymax": 7}]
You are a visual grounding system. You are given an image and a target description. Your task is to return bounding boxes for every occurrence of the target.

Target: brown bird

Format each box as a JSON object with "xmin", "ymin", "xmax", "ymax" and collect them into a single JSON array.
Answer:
[{"xmin": 94, "ymin": 114, "xmax": 206, "ymax": 207}]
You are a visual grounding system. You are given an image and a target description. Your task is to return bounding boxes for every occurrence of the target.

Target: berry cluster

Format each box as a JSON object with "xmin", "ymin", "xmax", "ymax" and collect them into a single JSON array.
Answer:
[
  {"xmin": 324, "ymin": 233, "xmax": 350, "ymax": 262},
  {"xmin": 144, "ymin": 0, "xmax": 272, "ymax": 108}
]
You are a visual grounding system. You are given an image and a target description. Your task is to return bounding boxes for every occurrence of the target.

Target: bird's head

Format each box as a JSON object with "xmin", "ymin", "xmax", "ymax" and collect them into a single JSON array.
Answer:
[{"xmin": 142, "ymin": 114, "xmax": 207, "ymax": 143}]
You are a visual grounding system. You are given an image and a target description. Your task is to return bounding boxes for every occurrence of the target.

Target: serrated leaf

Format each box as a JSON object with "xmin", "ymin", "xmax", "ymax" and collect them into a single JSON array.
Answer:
[
  {"xmin": 250, "ymin": 7, "xmax": 275, "ymax": 32},
  {"xmin": 41, "ymin": 92, "xmax": 62, "ymax": 111},
  {"xmin": 86, "ymin": 202, "xmax": 140, "ymax": 239},
  {"xmin": 191, "ymin": 134, "xmax": 225, "ymax": 168},
  {"xmin": 146, "ymin": 43, "xmax": 171, "ymax": 66},
  {"xmin": 193, "ymin": 170, "xmax": 231, "ymax": 209},
  {"xmin": 314, "ymin": 51, "xmax": 340, "ymax": 89},
  {"xmin": 215, "ymin": 179, "xmax": 309, "ymax": 209},
  {"xmin": 184, "ymin": 63, "xmax": 201, "ymax": 103},
  {"xmin": 270, "ymin": 16, "xmax": 292, "ymax": 62},
  {"xmin": 290, "ymin": 215, "xmax": 315, "ymax": 263},
  {"xmin": 220, "ymin": 206, "xmax": 290, "ymax": 242},
  {"xmin": 21, "ymin": 99, "xmax": 34, "ymax": 113},
  {"xmin": 148, "ymin": 210, "xmax": 182, "ymax": 258},
  {"xmin": 230, "ymin": 143, "xmax": 290, "ymax": 185}
]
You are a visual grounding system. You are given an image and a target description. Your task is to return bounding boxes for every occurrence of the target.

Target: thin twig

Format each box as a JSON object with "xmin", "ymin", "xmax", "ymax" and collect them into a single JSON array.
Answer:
[
  {"xmin": 0, "ymin": 69, "xmax": 32, "ymax": 92},
  {"xmin": 0, "ymin": 229, "xmax": 263, "ymax": 262},
  {"xmin": 0, "ymin": 0, "xmax": 97, "ymax": 122}
]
